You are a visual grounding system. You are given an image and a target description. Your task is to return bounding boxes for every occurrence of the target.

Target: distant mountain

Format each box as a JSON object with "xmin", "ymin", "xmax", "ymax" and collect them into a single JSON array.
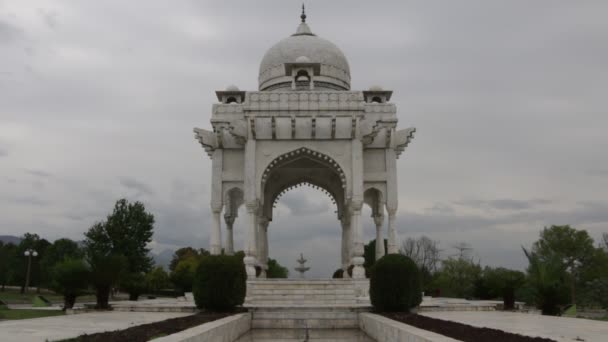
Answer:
[
  {"xmin": 0, "ymin": 235, "xmax": 22, "ymax": 245},
  {"xmin": 152, "ymin": 248, "xmax": 174, "ymax": 270}
]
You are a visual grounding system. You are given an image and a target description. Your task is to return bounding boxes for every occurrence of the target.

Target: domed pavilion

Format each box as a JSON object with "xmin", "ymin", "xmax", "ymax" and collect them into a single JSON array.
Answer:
[{"xmin": 194, "ymin": 7, "xmax": 415, "ymax": 286}]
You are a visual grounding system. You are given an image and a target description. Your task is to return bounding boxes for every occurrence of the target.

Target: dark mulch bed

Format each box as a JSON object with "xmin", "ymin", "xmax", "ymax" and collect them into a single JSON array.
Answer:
[
  {"xmin": 382, "ymin": 313, "xmax": 557, "ymax": 342},
  {"xmin": 59, "ymin": 311, "xmax": 238, "ymax": 342}
]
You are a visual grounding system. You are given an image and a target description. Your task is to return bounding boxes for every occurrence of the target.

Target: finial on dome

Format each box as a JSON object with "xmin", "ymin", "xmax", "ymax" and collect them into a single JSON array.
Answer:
[{"xmin": 301, "ymin": 3, "xmax": 306, "ymax": 23}]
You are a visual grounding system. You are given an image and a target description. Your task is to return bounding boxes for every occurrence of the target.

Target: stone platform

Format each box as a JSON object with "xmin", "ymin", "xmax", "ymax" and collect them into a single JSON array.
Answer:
[
  {"xmin": 110, "ymin": 298, "xmax": 196, "ymax": 313},
  {"xmin": 245, "ymin": 279, "xmax": 371, "ymax": 329}
]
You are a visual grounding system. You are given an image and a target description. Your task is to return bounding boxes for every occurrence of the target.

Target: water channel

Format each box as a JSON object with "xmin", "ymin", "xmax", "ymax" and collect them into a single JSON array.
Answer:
[{"xmin": 234, "ymin": 328, "xmax": 375, "ymax": 341}]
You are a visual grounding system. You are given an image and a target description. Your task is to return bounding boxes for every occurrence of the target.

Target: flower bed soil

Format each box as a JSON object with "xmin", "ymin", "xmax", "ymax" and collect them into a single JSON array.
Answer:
[
  {"xmin": 382, "ymin": 313, "xmax": 557, "ymax": 342},
  {"xmin": 59, "ymin": 312, "xmax": 238, "ymax": 342}
]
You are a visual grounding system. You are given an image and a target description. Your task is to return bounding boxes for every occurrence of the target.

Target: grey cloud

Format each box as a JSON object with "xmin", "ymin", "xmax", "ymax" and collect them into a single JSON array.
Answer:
[
  {"xmin": 425, "ymin": 203, "xmax": 454, "ymax": 214},
  {"xmin": 0, "ymin": 19, "xmax": 21, "ymax": 43},
  {"xmin": 3, "ymin": 195, "xmax": 49, "ymax": 206},
  {"xmin": 403, "ymin": 200, "xmax": 608, "ymax": 235},
  {"xmin": 0, "ymin": 147, "xmax": 7, "ymax": 157},
  {"xmin": 119, "ymin": 177, "xmax": 155, "ymax": 197},
  {"xmin": 280, "ymin": 193, "xmax": 331, "ymax": 216},
  {"xmin": 454, "ymin": 198, "xmax": 552, "ymax": 211},
  {"xmin": 24, "ymin": 169, "xmax": 53, "ymax": 178},
  {"xmin": 37, "ymin": 9, "xmax": 58, "ymax": 29},
  {"xmin": 1, "ymin": 1, "xmax": 607, "ymax": 277}
]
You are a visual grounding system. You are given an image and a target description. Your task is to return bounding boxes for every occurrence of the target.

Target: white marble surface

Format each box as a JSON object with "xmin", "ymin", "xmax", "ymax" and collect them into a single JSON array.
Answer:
[
  {"xmin": 359, "ymin": 313, "xmax": 458, "ymax": 342},
  {"xmin": 422, "ymin": 311, "xmax": 608, "ymax": 342},
  {"xmin": 0, "ymin": 311, "xmax": 191, "ymax": 342},
  {"xmin": 234, "ymin": 329, "xmax": 375, "ymax": 341},
  {"xmin": 155, "ymin": 313, "xmax": 250, "ymax": 342}
]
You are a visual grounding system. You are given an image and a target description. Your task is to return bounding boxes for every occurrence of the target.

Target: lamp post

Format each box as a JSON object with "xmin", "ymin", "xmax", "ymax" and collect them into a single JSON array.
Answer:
[{"xmin": 24, "ymin": 249, "xmax": 38, "ymax": 293}]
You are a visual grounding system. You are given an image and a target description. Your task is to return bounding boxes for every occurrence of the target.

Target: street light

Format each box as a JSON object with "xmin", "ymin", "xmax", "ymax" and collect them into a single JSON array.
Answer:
[{"xmin": 24, "ymin": 249, "xmax": 38, "ymax": 293}]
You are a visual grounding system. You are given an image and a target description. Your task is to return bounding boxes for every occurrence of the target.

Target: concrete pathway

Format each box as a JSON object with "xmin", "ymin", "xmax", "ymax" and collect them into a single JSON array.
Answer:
[
  {"xmin": 422, "ymin": 311, "xmax": 608, "ymax": 342},
  {"xmin": 0, "ymin": 311, "xmax": 191, "ymax": 342}
]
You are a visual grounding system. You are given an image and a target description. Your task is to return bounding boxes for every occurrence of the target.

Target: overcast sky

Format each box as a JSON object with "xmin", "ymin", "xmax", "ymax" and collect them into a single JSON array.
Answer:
[{"xmin": 1, "ymin": 1, "xmax": 607, "ymax": 277}]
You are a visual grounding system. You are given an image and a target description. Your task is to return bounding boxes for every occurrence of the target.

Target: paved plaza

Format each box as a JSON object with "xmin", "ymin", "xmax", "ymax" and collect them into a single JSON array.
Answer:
[
  {"xmin": 0, "ymin": 311, "xmax": 191, "ymax": 342},
  {"xmin": 422, "ymin": 311, "xmax": 608, "ymax": 342}
]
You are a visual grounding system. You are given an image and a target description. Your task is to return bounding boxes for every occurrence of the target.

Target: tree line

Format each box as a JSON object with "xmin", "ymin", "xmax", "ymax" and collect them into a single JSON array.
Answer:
[
  {"xmin": 0, "ymin": 198, "xmax": 289, "ymax": 310},
  {"xmin": 366, "ymin": 225, "xmax": 608, "ymax": 315}
]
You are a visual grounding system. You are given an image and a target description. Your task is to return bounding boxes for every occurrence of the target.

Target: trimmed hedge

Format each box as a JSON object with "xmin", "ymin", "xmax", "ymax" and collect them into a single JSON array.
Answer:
[
  {"xmin": 370, "ymin": 254, "xmax": 421, "ymax": 312},
  {"xmin": 192, "ymin": 255, "xmax": 246, "ymax": 312}
]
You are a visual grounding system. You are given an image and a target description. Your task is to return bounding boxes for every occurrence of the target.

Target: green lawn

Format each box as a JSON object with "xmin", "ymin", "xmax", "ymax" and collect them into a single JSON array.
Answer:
[
  {"xmin": 0, "ymin": 308, "xmax": 65, "ymax": 320},
  {"xmin": 0, "ymin": 288, "xmax": 96, "ymax": 305}
]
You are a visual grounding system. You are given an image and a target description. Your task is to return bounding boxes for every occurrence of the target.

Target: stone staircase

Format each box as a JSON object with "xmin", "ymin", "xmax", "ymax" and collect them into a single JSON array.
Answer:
[{"xmin": 244, "ymin": 279, "xmax": 371, "ymax": 329}]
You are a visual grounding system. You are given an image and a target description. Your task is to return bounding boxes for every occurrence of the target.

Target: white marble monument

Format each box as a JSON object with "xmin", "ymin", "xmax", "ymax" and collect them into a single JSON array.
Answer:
[{"xmin": 194, "ymin": 7, "xmax": 415, "ymax": 280}]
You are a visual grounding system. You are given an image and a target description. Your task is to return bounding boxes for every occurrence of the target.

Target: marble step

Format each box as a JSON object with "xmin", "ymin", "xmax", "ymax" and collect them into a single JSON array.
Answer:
[
  {"xmin": 250, "ymin": 289, "xmax": 356, "ymax": 294},
  {"xmin": 247, "ymin": 294, "xmax": 356, "ymax": 299},
  {"xmin": 250, "ymin": 307, "xmax": 365, "ymax": 329}
]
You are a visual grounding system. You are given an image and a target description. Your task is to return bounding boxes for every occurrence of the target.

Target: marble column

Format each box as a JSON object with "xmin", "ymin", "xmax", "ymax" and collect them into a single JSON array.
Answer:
[
  {"xmin": 374, "ymin": 214, "xmax": 385, "ymax": 261},
  {"xmin": 341, "ymin": 218, "xmax": 351, "ymax": 278},
  {"xmin": 350, "ymin": 201, "xmax": 365, "ymax": 279},
  {"xmin": 224, "ymin": 215, "xmax": 235, "ymax": 256},
  {"xmin": 244, "ymin": 201, "xmax": 258, "ymax": 279},
  {"xmin": 258, "ymin": 217, "xmax": 269, "ymax": 278},
  {"xmin": 387, "ymin": 208, "xmax": 398, "ymax": 254},
  {"xmin": 210, "ymin": 208, "xmax": 222, "ymax": 255}
]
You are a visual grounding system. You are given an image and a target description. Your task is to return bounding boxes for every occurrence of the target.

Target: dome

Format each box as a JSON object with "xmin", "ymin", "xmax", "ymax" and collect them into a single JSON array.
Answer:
[
  {"xmin": 226, "ymin": 84, "xmax": 240, "ymax": 91},
  {"xmin": 258, "ymin": 14, "xmax": 351, "ymax": 91},
  {"xmin": 295, "ymin": 55, "xmax": 311, "ymax": 63}
]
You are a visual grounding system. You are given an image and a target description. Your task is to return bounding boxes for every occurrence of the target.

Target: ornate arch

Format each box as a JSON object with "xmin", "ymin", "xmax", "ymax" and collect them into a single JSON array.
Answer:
[
  {"xmin": 261, "ymin": 147, "xmax": 346, "ymax": 190},
  {"xmin": 260, "ymin": 147, "xmax": 347, "ymax": 221}
]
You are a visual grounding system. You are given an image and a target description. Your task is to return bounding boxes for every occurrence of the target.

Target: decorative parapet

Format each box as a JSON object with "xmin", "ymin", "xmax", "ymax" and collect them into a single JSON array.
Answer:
[
  {"xmin": 243, "ymin": 91, "xmax": 365, "ymax": 112},
  {"xmin": 394, "ymin": 127, "xmax": 416, "ymax": 158},
  {"xmin": 193, "ymin": 127, "xmax": 218, "ymax": 158}
]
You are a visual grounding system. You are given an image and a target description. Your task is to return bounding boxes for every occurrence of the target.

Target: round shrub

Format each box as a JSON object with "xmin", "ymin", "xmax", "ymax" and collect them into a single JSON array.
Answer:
[
  {"xmin": 370, "ymin": 254, "xmax": 422, "ymax": 312},
  {"xmin": 192, "ymin": 255, "xmax": 246, "ymax": 312}
]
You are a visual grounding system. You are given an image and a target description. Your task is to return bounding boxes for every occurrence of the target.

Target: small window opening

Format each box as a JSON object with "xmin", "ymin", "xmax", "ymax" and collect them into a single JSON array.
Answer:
[
  {"xmin": 226, "ymin": 96, "xmax": 238, "ymax": 104},
  {"xmin": 371, "ymin": 96, "xmax": 383, "ymax": 103},
  {"xmin": 296, "ymin": 70, "xmax": 311, "ymax": 82}
]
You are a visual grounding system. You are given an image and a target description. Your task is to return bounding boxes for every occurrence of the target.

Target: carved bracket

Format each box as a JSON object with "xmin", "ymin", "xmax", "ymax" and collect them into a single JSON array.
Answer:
[
  {"xmin": 193, "ymin": 127, "xmax": 218, "ymax": 158},
  {"xmin": 394, "ymin": 127, "xmax": 416, "ymax": 158}
]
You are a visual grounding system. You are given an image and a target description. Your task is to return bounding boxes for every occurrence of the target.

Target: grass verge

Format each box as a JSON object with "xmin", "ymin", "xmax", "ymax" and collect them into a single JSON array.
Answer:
[{"xmin": 0, "ymin": 308, "xmax": 65, "ymax": 320}]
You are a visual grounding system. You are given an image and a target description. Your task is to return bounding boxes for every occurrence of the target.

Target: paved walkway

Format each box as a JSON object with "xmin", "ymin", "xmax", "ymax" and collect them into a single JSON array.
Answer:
[
  {"xmin": 0, "ymin": 311, "xmax": 191, "ymax": 342},
  {"xmin": 422, "ymin": 311, "xmax": 608, "ymax": 342}
]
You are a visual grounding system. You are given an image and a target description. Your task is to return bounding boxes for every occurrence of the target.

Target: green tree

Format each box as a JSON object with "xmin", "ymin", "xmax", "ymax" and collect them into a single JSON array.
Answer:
[
  {"xmin": 169, "ymin": 247, "xmax": 209, "ymax": 272},
  {"xmin": 103, "ymin": 199, "xmax": 155, "ymax": 274},
  {"xmin": 523, "ymin": 247, "xmax": 569, "ymax": 315},
  {"xmin": 170, "ymin": 257, "xmax": 200, "ymax": 293},
  {"xmin": 531, "ymin": 225, "xmax": 595, "ymax": 305},
  {"xmin": 88, "ymin": 252, "xmax": 127, "ymax": 309},
  {"xmin": 433, "ymin": 258, "xmax": 482, "ymax": 298},
  {"xmin": 40, "ymin": 238, "xmax": 83, "ymax": 287},
  {"xmin": 50, "ymin": 259, "xmax": 90, "ymax": 309},
  {"xmin": 0, "ymin": 242, "xmax": 18, "ymax": 290},
  {"xmin": 482, "ymin": 267, "xmax": 526, "ymax": 310},
  {"xmin": 363, "ymin": 239, "xmax": 387, "ymax": 269},
  {"xmin": 145, "ymin": 266, "xmax": 170, "ymax": 292},
  {"xmin": 84, "ymin": 199, "xmax": 155, "ymax": 305},
  {"xmin": 584, "ymin": 278, "xmax": 608, "ymax": 309},
  {"xmin": 120, "ymin": 273, "xmax": 147, "ymax": 301},
  {"xmin": 266, "ymin": 258, "xmax": 288, "ymax": 278}
]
